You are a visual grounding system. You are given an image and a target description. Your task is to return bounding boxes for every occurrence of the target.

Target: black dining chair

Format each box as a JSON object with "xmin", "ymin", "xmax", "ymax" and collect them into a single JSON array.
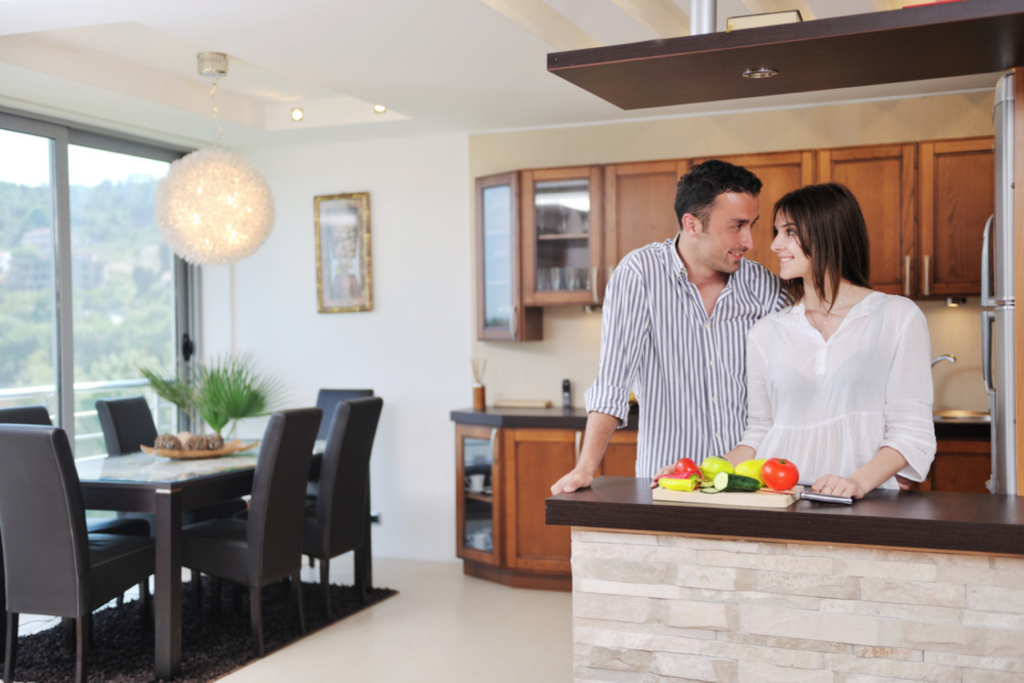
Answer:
[
  {"xmin": 302, "ymin": 397, "xmax": 382, "ymax": 618},
  {"xmin": 0, "ymin": 424, "xmax": 156, "ymax": 683},
  {"xmin": 180, "ymin": 407, "xmax": 321, "ymax": 658},
  {"xmin": 307, "ymin": 389, "xmax": 374, "ymax": 498},
  {"xmin": 0, "ymin": 405, "xmax": 151, "ymax": 620},
  {"xmin": 95, "ymin": 396, "xmax": 249, "ymax": 524}
]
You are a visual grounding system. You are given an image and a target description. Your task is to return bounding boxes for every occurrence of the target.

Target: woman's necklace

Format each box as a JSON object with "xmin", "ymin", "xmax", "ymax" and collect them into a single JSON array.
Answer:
[{"xmin": 810, "ymin": 286, "xmax": 850, "ymax": 336}]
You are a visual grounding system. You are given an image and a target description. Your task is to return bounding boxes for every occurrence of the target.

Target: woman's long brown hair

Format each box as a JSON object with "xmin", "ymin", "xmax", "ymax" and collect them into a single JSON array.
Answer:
[{"xmin": 772, "ymin": 183, "xmax": 872, "ymax": 310}]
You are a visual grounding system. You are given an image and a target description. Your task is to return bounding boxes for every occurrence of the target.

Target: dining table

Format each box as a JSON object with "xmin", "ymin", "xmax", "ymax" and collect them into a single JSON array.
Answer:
[{"xmin": 75, "ymin": 441, "xmax": 328, "ymax": 680}]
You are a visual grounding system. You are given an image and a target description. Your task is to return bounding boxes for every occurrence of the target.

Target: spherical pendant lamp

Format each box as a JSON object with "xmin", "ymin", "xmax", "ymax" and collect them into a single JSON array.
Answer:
[
  {"xmin": 154, "ymin": 52, "xmax": 275, "ymax": 265},
  {"xmin": 155, "ymin": 148, "xmax": 275, "ymax": 265}
]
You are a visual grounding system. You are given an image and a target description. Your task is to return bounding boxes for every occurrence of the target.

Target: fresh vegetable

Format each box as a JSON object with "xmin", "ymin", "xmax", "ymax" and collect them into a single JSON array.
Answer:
[
  {"xmin": 761, "ymin": 458, "xmax": 800, "ymax": 491},
  {"xmin": 734, "ymin": 459, "xmax": 768, "ymax": 486},
  {"xmin": 709, "ymin": 472, "xmax": 763, "ymax": 493},
  {"xmin": 673, "ymin": 458, "xmax": 700, "ymax": 478},
  {"xmin": 658, "ymin": 474, "xmax": 700, "ymax": 492},
  {"xmin": 699, "ymin": 456, "xmax": 734, "ymax": 480}
]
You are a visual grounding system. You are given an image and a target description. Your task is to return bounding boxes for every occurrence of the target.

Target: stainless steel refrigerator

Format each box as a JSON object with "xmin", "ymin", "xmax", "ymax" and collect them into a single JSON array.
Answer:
[{"xmin": 982, "ymin": 72, "xmax": 1017, "ymax": 495}]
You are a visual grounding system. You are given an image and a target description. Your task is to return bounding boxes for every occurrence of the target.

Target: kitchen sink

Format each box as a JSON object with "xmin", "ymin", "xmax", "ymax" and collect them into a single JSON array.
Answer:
[{"xmin": 933, "ymin": 410, "xmax": 991, "ymax": 424}]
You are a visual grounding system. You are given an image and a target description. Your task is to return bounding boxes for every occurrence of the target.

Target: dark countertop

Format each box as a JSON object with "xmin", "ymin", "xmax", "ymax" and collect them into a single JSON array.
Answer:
[
  {"xmin": 451, "ymin": 407, "xmax": 638, "ymax": 430},
  {"xmin": 547, "ymin": 476, "xmax": 1024, "ymax": 557}
]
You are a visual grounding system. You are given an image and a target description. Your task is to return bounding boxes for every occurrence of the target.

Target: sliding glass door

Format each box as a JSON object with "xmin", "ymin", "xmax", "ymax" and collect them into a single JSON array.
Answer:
[
  {"xmin": 0, "ymin": 125, "xmax": 61, "ymax": 424},
  {"xmin": 0, "ymin": 111, "xmax": 190, "ymax": 455}
]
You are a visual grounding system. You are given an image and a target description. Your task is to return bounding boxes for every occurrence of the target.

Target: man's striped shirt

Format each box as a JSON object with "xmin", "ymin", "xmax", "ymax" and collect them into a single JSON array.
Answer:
[{"xmin": 584, "ymin": 238, "xmax": 786, "ymax": 478}]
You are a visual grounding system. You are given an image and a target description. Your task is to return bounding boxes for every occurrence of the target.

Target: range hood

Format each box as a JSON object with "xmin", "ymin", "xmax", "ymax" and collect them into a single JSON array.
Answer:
[{"xmin": 547, "ymin": 0, "xmax": 1024, "ymax": 110}]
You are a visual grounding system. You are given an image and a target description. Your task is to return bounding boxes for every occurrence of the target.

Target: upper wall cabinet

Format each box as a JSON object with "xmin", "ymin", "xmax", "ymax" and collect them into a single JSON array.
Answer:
[
  {"xmin": 521, "ymin": 166, "xmax": 604, "ymax": 307},
  {"xmin": 476, "ymin": 172, "xmax": 542, "ymax": 342},
  {"xmin": 919, "ymin": 137, "xmax": 994, "ymax": 298},
  {"xmin": 817, "ymin": 144, "xmax": 917, "ymax": 296},
  {"xmin": 603, "ymin": 160, "xmax": 690, "ymax": 278},
  {"xmin": 698, "ymin": 151, "xmax": 814, "ymax": 277}
]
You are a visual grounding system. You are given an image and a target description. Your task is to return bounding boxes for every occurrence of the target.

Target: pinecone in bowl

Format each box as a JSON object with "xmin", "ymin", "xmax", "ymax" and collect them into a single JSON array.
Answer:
[
  {"xmin": 203, "ymin": 434, "xmax": 225, "ymax": 450},
  {"xmin": 154, "ymin": 433, "xmax": 182, "ymax": 450}
]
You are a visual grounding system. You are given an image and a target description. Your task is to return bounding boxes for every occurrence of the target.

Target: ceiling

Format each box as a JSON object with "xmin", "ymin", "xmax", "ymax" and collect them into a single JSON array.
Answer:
[{"xmin": 0, "ymin": 0, "xmax": 998, "ymax": 150}]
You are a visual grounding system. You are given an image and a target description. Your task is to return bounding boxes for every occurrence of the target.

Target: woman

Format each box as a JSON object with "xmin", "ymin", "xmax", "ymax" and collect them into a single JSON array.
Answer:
[{"xmin": 723, "ymin": 183, "xmax": 935, "ymax": 498}]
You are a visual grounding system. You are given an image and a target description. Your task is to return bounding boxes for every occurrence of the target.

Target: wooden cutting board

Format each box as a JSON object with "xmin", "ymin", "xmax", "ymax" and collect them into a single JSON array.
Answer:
[{"xmin": 653, "ymin": 485, "xmax": 803, "ymax": 508}]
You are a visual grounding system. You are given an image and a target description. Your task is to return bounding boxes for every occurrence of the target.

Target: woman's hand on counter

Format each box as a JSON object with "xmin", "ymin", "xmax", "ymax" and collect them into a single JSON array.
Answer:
[{"xmin": 810, "ymin": 474, "xmax": 862, "ymax": 499}]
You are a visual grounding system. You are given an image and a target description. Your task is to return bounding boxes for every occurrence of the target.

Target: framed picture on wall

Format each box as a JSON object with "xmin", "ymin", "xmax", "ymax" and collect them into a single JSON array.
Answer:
[{"xmin": 315, "ymin": 192, "xmax": 373, "ymax": 313}]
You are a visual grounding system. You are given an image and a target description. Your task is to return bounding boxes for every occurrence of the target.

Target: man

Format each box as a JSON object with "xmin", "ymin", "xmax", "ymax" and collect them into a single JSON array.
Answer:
[{"xmin": 550, "ymin": 159, "xmax": 786, "ymax": 494}]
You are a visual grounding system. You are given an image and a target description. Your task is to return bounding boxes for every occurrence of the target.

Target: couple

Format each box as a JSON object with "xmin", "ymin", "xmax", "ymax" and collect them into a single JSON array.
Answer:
[{"xmin": 551, "ymin": 160, "xmax": 935, "ymax": 499}]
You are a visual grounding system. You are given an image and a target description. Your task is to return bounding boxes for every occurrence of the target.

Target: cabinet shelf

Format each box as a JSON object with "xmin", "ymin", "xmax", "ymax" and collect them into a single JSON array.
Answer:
[
  {"xmin": 465, "ymin": 492, "xmax": 493, "ymax": 504},
  {"xmin": 537, "ymin": 233, "xmax": 590, "ymax": 241}
]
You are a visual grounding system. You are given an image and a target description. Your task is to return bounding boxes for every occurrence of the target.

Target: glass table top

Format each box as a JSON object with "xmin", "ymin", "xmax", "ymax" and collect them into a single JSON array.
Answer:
[
  {"xmin": 76, "ymin": 449, "xmax": 259, "ymax": 484},
  {"xmin": 75, "ymin": 439, "xmax": 326, "ymax": 484}
]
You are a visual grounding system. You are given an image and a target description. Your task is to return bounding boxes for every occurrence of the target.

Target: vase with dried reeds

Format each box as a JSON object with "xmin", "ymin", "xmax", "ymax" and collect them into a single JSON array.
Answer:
[{"xmin": 471, "ymin": 358, "xmax": 487, "ymax": 411}]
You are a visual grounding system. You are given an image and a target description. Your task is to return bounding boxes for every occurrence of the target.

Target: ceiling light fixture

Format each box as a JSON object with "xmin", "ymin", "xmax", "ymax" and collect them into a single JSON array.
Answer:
[
  {"xmin": 373, "ymin": 104, "xmax": 387, "ymax": 114},
  {"xmin": 742, "ymin": 67, "xmax": 779, "ymax": 79},
  {"xmin": 154, "ymin": 52, "xmax": 275, "ymax": 265},
  {"xmin": 290, "ymin": 108, "xmax": 304, "ymax": 122}
]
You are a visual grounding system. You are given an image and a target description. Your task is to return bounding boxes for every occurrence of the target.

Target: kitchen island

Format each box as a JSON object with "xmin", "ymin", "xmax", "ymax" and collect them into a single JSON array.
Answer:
[{"xmin": 547, "ymin": 476, "xmax": 1024, "ymax": 682}]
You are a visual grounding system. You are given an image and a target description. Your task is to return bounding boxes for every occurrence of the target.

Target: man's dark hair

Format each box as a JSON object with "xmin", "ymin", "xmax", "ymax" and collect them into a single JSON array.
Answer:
[
  {"xmin": 674, "ymin": 159, "xmax": 763, "ymax": 228},
  {"xmin": 772, "ymin": 182, "xmax": 871, "ymax": 308}
]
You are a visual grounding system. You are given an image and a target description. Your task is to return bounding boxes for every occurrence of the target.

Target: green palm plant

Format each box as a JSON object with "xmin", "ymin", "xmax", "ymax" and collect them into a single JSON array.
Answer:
[
  {"xmin": 137, "ymin": 353, "xmax": 286, "ymax": 437},
  {"xmin": 193, "ymin": 354, "xmax": 287, "ymax": 437}
]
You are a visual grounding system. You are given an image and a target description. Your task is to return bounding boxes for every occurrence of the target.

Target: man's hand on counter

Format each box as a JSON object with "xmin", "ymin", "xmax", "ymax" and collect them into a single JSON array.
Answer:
[{"xmin": 551, "ymin": 469, "xmax": 595, "ymax": 495}]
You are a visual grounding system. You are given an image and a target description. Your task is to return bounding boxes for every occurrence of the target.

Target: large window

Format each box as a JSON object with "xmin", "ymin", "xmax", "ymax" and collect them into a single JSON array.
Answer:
[{"xmin": 0, "ymin": 112, "xmax": 192, "ymax": 455}]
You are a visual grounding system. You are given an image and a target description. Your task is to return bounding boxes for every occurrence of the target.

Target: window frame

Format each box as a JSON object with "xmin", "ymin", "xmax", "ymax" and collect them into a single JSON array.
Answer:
[{"xmin": 0, "ymin": 107, "xmax": 196, "ymax": 442}]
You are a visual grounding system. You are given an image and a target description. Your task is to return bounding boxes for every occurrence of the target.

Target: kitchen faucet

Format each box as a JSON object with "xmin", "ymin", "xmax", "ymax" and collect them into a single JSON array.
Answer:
[{"xmin": 931, "ymin": 355, "xmax": 956, "ymax": 368}]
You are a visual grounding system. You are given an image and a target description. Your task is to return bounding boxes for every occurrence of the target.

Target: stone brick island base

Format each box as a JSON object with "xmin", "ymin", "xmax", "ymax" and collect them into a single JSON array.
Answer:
[{"xmin": 572, "ymin": 529, "xmax": 1024, "ymax": 682}]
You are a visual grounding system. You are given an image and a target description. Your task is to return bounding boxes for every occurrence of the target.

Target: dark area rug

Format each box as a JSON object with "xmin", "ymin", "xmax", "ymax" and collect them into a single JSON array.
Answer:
[{"xmin": 6, "ymin": 579, "xmax": 397, "ymax": 682}]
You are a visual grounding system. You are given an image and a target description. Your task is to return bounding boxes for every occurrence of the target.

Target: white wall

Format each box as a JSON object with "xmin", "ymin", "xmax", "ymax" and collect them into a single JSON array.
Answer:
[{"xmin": 201, "ymin": 133, "xmax": 472, "ymax": 561}]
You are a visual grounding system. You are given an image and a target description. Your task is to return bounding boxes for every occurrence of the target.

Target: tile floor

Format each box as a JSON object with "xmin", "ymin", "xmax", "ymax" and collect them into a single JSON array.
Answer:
[
  {"xmin": 20, "ymin": 558, "xmax": 575, "ymax": 682},
  {"xmin": 220, "ymin": 558, "xmax": 574, "ymax": 682}
]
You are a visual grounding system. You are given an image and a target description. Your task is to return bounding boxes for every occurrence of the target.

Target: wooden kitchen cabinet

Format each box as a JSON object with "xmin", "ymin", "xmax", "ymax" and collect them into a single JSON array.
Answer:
[
  {"xmin": 919, "ymin": 137, "xmax": 994, "ymax": 298},
  {"xmin": 454, "ymin": 416, "xmax": 638, "ymax": 591},
  {"xmin": 475, "ymin": 172, "xmax": 542, "ymax": 341},
  {"xmin": 701, "ymin": 151, "xmax": 815, "ymax": 276},
  {"xmin": 603, "ymin": 160, "xmax": 690, "ymax": 277},
  {"xmin": 503, "ymin": 428, "xmax": 577, "ymax": 578},
  {"xmin": 455, "ymin": 424, "xmax": 503, "ymax": 566},
  {"xmin": 919, "ymin": 437, "xmax": 991, "ymax": 494},
  {"xmin": 522, "ymin": 166, "xmax": 604, "ymax": 307},
  {"xmin": 817, "ymin": 144, "xmax": 917, "ymax": 296}
]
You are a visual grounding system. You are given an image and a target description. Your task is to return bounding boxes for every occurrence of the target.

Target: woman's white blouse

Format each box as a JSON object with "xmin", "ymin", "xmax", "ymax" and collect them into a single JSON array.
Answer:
[{"xmin": 737, "ymin": 291, "xmax": 936, "ymax": 489}]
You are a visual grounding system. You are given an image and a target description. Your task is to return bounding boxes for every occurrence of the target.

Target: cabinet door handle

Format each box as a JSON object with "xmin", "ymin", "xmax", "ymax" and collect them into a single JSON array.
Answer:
[
  {"xmin": 510, "ymin": 304, "xmax": 519, "ymax": 341},
  {"xmin": 904, "ymin": 256, "xmax": 912, "ymax": 298},
  {"xmin": 922, "ymin": 255, "xmax": 931, "ymax": 297},
  {"xmin": 490, "ymin": 428, "xmax": 499, "ymax": 464},
  {"xmin": 591, "ymin": 266, "xmax": 599, "ymax": 304},
  {"xmin": 574, "ymin": 430, "xmax": 583, "ymax": 462}
]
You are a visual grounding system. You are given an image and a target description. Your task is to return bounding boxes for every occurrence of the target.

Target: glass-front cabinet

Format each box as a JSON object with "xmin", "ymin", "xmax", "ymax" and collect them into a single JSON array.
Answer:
[
  {"xmin": 456, "ymin": 424, "xmax": 501, "ymax": 565},
  {"xmin": 522, "ymin": 166, "xmax": 604, "ymax": 307},
  {"xmin": 475, "ymin": 172, "xmax": 541, "ymax": 341}
]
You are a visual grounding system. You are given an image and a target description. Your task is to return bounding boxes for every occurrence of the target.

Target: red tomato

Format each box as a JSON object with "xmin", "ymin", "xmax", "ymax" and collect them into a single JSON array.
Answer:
[
  {"xmin": 761, "ymin": 458, "xmax": 800, "ymax": 491},
  {"xmin": 673, "ymin": 458, "xmax": 700, "ymax": 478}
]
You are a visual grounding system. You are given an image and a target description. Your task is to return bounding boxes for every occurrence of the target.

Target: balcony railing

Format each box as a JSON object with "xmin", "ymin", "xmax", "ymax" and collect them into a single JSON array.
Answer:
[{"xmin": 0, "ymin": 379, "xmax": 178, "ymax": 458}]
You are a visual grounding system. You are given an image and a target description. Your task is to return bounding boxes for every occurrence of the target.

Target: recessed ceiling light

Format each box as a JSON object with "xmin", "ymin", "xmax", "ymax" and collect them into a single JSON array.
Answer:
[
  {"xmin": 373, "ymin": 104, "xmax": 387, "ymax": 114},
  {"xmin": 742, "ymin": 67, "xmax": 779, "ymax": 79},
  {"xmin": 290, "ymin": 108, "xmax": 304, "ymax": 122}
]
